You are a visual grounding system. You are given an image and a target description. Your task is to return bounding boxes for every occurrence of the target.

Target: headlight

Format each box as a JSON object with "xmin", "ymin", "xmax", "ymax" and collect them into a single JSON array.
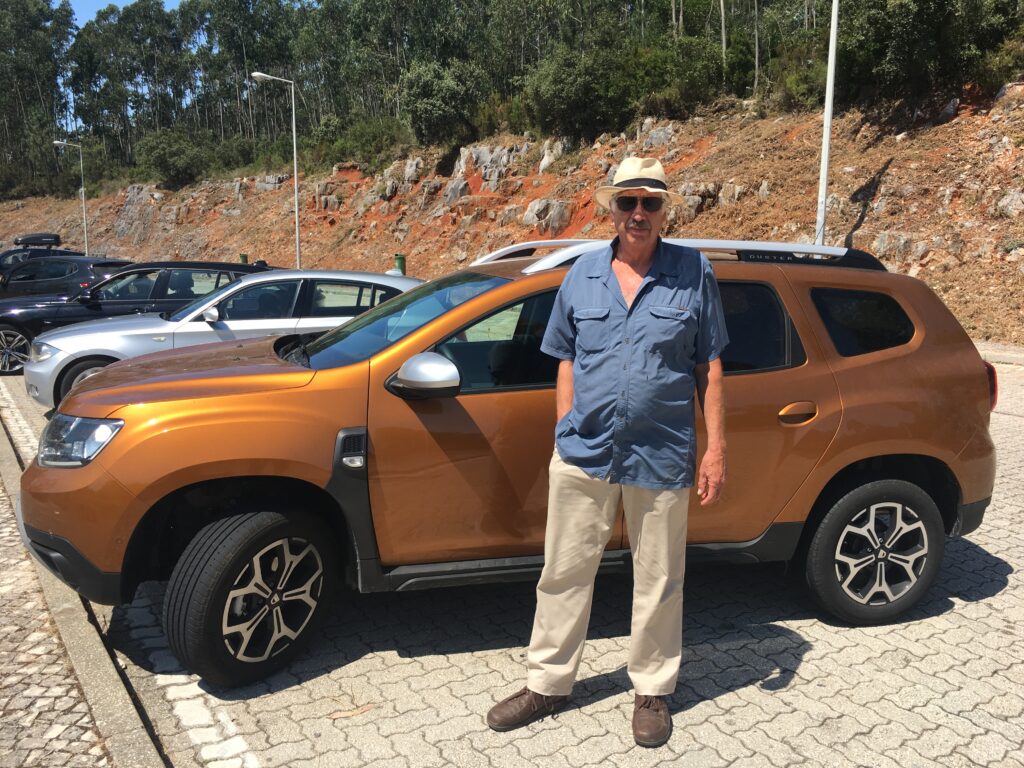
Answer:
[
  {"xmin": 30, "ymin": 341, "xmax": 58, "ymax": 363},
  {"xmin": 37, "ymin": 414, "xmax": 124, "ymax": 468}
]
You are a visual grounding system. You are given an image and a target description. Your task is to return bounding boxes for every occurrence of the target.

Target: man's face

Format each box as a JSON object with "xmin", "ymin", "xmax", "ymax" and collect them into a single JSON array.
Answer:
[{"xmin": 610, "ymin": 192, "xmax": 667, "ymax": 251}]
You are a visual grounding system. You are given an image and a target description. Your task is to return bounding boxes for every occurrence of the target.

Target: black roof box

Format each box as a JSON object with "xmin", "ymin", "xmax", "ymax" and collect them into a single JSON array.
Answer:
[{"xmin": 13, "ymin": 232, "xmax": 61, "ymax": 247}]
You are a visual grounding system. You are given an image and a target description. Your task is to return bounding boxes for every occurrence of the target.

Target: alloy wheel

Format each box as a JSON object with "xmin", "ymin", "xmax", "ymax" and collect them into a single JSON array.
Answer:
[
  {"xmin": 221, "ymin": 536, "xmax": 324, "ymax": 663},
  {"xmin": 0, "ymin": 329, "xmax": 29, "ymax": 373},
  {"xmin": 833, "ymin": 501, "xmax": 929, "ymax": 606}
]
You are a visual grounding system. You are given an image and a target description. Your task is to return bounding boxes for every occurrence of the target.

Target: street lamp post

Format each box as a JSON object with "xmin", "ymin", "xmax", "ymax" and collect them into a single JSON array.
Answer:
[
  {"xmin": 814, "ymin": 0, "xmax": 840, "ymax": 245},
  {"xmin": 53, "ymin": 140, "xmax": 89, "ymax": 256},
  {"xmin": 251, "ymin": 71, "xmax": 301, "ymax": 269}
]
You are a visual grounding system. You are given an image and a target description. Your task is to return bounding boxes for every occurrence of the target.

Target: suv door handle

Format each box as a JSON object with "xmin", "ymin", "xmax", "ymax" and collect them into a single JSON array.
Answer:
[{"xmin": 778, "ymin": 401, "xmax": 818, "ymax": 426}]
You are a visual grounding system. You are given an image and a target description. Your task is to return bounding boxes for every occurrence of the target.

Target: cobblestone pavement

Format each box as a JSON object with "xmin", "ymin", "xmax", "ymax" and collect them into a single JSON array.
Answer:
[
  {"xmin": 1, "ymin": 364, "xmax": 1023, "ymax": 768},
  {"xmin": 0, "ymin": 483, "xmax": 110, "ymax": 766}
]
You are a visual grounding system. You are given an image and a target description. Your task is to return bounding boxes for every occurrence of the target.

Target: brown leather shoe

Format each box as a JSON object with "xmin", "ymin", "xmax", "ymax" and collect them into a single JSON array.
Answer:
[
  {"xmin": 633, "ymin": 695, "xmax": 672, "ymax": 747},
  {"xmin": 486, "ymin": 687, "xmax": 569, "ymax": 732}
]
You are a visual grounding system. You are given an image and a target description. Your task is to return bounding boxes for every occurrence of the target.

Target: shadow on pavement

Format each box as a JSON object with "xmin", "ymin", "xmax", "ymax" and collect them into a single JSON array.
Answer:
[{"xmin": 103, "ymin": 536, "xmax": 1008, "ymax": 704}]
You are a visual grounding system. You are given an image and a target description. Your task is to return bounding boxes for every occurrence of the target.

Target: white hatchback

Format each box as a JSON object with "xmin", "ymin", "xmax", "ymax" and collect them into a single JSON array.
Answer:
[{"xmin": 25, "ymin": 269, "xmax": 422, "ymax": 408}]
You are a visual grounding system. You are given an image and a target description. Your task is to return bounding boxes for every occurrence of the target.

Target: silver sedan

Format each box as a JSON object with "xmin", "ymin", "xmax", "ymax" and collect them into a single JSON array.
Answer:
[{"xmin": 24, "ymin": 268, "xmax": 422, "ymax": 408}]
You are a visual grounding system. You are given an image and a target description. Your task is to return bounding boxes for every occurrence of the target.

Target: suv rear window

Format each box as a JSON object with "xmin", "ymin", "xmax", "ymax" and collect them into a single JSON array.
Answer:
[
  {"xmin": 720, "ymin": 282, "xmax": 805, "ymax": 374},
  {"xmin": 811, "ymin": 288, "xmax": 915, "ymax": 357}
]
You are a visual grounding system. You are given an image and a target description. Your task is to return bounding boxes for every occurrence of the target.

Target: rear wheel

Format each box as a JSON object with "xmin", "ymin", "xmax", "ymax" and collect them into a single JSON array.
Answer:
[
  {"xmin": 163, "ymin": 509, "xmax": 337, "ymax": 687},
  {"xmin": 0, "ymin": 325, "xmax": 31, "ymax": 375},
  {"xmin": 806, "ymin": 480, "xmax": 945, "ymax": 625}
]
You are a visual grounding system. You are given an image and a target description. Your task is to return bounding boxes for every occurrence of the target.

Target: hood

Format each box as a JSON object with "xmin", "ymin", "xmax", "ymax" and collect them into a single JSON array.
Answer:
[
  {"xmin": 38, "ymin": 313, "xmax": 170, "ymax": 347},
  {"xmin": 62, "ymin": 336, "xmax": 315, "ymax": 416}
]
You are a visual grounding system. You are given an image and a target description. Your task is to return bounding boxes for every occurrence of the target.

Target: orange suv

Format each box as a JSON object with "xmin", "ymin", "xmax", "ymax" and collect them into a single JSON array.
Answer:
[{"xmin": 18, "ymin": 239, "xmax": 997, "ymax": 686}]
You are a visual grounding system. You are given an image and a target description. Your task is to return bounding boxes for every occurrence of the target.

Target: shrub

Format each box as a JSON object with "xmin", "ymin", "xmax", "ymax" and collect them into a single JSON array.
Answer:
[
  {"xmin": 401, "ymin": 60, "xmax": 489, "ymax": 145},
  {"xmin": 331, "ymin": 116, "xmax": 415, "ymax": 172},
  {"xmin": 137, "ymin": 130, "xmax": 211, "ymax": 188}
]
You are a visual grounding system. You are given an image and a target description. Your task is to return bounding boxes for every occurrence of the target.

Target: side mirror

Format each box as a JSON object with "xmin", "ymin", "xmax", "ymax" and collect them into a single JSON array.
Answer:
[
  {"xmin": 387, "ymin": 352, "xmax": 460, "ymax": 400},
  {"xmin": 202, "ymin": 306, "xmax": 220, "ymax": 322}
]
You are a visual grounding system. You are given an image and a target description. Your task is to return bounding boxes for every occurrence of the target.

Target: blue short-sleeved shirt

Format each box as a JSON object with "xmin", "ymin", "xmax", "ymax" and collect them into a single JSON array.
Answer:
[{"xmin": 541, "ymin": 238, "xmax": 729, "ymax": 490}]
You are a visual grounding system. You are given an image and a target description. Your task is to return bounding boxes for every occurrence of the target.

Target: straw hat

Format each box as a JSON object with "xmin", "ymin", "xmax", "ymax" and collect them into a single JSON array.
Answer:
[{"xmin": 594, "ymin": 157, "xmax": 683, "ymax": 209}]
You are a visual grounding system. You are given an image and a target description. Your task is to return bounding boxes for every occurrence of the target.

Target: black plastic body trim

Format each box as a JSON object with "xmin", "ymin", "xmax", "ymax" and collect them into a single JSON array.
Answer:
[
  {"xmin": 953, "ymin": 496, "xmax": 989, "ymax": 537},
  {"xmin": 379, "ymin": 521, "xmax": 805, "ymax": 592},
  {"xmin": 23, "ymin": 524, "xmax": 122, "ymax": 604},
  {"xmin": 323, "ymin": 427, "xmax": 390, "ymax": 592}
]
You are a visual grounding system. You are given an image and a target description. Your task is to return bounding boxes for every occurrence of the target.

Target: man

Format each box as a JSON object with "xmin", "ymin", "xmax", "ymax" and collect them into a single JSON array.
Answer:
[{"xmin": 486, "ymin": 157, "xmax": 728, "ymax": 748}]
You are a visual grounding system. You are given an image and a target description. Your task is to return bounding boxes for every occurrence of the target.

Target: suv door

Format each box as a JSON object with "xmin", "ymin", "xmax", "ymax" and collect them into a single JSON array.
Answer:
[
  {"xmin": 53, "ymin": 268, "xmax": 163, "ymax": 326},
  {"xmin": 171, "ymin": 279, "xmax": 301, "ymax": 347},
  {"xmin": 1, "ymin": 259, "xmax": 77, "ymax": 298},
  {"xmin": 365, "ymin": 289, "xmax": 577, "ymax": 565},
  {"xmin": 689, "ymin": 266, "xmax": 843, "ymax": 543}
]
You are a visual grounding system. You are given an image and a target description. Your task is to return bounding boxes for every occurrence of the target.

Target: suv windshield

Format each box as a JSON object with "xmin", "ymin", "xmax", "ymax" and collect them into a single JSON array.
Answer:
[{"xmin": 302, "ymin": 271, "xmax": 509, "ymax": 370}]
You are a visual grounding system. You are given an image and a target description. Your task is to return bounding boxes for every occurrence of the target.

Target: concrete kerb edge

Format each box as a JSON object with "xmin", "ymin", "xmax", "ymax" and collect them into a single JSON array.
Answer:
[
  {"xmin": 0, "ymin": 417, "xmax": 165, "ymax": 768},
  {"xmin": 975, "ymin": 341, "xmax": 1024, "ymax": 367}
]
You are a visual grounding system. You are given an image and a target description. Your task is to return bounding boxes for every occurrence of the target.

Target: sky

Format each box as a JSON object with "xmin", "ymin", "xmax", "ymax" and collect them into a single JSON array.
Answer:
[{"xmin": 68, "ymin": 0, "xmax": 179, "ymax": 27}]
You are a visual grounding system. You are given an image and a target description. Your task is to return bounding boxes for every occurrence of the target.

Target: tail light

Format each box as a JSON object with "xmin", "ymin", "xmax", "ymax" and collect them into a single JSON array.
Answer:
[{"xmin": 984, "ymin": 361, "xmax": 998, "ymax": 411}]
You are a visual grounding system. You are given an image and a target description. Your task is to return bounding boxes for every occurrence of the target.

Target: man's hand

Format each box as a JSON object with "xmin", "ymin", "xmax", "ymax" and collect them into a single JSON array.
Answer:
[{"xmin": 696, "ymin": 447, "xmax": 726, "ymax": 506}]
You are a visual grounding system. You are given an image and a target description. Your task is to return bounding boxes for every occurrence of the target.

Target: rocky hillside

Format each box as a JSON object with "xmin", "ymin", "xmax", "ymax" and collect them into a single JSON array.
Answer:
[{"xmin": 3, "ymin": 87, "xmax": 1023, "ymax": 343}]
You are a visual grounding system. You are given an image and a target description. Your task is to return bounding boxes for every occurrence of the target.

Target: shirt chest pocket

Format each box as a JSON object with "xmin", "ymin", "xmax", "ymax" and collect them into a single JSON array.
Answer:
[
  {"xmin": 648, "ymin": 305, "xmax": 695, "ymax": 355},
  {"xmin": 574, "ymin": 306, "xmax": 610, "ymax": 353}
]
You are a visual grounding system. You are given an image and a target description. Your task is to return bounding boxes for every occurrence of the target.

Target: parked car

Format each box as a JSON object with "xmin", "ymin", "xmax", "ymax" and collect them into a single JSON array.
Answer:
[
  {"xmin": 18, "ymin": 239, "xmax": 996, "ymax": 686},
  {"xmin": 0, "ymin": 232, "xmax": 85, "ymax": 271},
  {"xmin": 25, "ymin": 269, "xmax": 423, "ymax": 408},
  {"xmin": 0, "ymin": 260, "xmax": 271, "ymax": 374},
  {"xmin": 0, "ymin": 254, "xmax": 131, "ymax": 300}
]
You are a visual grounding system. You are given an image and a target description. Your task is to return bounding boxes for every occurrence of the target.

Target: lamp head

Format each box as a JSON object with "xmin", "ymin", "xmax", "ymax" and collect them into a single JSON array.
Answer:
[{"xmin": 251, "ymin": 71, "xmax": 271, "ymax": 82}]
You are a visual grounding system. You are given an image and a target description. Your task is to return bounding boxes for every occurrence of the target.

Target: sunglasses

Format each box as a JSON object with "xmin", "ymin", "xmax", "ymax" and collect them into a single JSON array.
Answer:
[{"xmin": 614, "ymin": 195, "xmax": 664, "ymax": 213}]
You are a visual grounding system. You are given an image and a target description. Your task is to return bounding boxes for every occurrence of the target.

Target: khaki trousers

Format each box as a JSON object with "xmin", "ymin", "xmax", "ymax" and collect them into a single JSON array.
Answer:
[{"xmin": 526, "ymin": 451, "xmax": 690, "ymax": 697}]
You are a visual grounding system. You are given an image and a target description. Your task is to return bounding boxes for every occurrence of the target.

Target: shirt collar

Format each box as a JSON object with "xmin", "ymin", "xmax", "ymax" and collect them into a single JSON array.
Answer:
[{"xmin": 585, "ymin": 237, "xmax": 678, "ymax": 279}]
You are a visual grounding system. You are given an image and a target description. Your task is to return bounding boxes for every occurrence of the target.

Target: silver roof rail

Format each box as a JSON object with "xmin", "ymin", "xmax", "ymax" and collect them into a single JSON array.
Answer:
[
  {"xmin": 520, "ymin": 238, "xmax": 881, "ymax": 274},
  {"xmin": 470, "ymin": 239, "xmax": 596, "ymax": 266}
]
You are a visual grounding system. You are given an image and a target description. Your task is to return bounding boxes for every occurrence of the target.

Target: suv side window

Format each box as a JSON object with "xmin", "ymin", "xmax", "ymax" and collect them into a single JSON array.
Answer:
[
  {"xmin": 435, "ymin": 291, "xmax": 559, "ymax": 392},
  {"xmin": 97, "ymin": 269, "xmax": 160, "ymax": 300},
  {"xmin": 719, "ymin": 281, "xmax": 806, "ymax": 374},
  {"xmin": 811, "ymin": 288, "xmax": 915, "ymax": 357},
  {"xmin": 220, "ymin": 281, "xmax": 301, "ymax": 320},
  {"xmin": 307, "ymin": 280, "xmax": 373, "ymax": 318},
  {"xmin": 8, "ymin": 260, "xmax": 76, "ymax": 281}
]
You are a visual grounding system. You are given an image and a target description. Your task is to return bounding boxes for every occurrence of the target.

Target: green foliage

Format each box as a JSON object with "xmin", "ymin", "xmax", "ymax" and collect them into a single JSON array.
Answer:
[
  {"xmin": 976, "ymin": 23, "xmax": 1024, "ymax": 93},
  {"xmin": 473, "ymin": 94, "xmax": 530, "ymax": 137},
  {"xmin": 330, "ymin": 117, "xmax": 415, "ymax": 172},
  {"xmin": 401, "ymin": 60, "xmax": 489, "ymax": 145},
  {"xmin": 137, "ymin": 130, "xmax": 211, "ymax": 188},
  {"xmin": 523, "ymin": 45, "xmax": 636, "ymax": 140},
  {"xmin": 3, "ymin": 0, "xmax": 1024, "ymax": 199},
  {"xmin": 771, "ymin": 43, "xmax": 828, "ymax": 110}
]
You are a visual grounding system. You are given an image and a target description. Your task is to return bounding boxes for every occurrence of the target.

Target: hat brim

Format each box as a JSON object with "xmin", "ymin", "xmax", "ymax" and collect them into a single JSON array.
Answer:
[{"xmin": 595, "ymin": 185, "xmax": 684, "ymax": 209}]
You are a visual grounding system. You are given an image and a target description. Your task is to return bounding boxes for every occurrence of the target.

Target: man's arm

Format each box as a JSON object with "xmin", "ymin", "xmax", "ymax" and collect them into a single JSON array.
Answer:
[
  {"xmin": 555, "ymin": 359, "xmax": 574, "ymax": 421},
  {"xmin": 694, "ymin": 357, "xmax": 726, "ymax": 506}
]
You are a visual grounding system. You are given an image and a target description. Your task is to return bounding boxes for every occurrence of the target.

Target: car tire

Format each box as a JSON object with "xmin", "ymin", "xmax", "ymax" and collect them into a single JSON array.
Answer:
[
  {"xmin": 805, "ymin": 479, "xmax": 945, "ymax": 625},
  {"xmin": 163, "ymin": 510, "xmax": 338, "ymax": 687},
  {"xmin": 58, "ymin": 358, "xmax": 114, "ymax": 402},
  {"xmin": 0, "ymin": 324, "xmax": 32, "ymax": 375}
]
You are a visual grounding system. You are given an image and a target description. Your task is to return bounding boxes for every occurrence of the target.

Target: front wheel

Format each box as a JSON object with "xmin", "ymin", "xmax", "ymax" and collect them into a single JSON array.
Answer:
[
  {"xmin": 163, "ymin": 510, "xmax": 338, "ymax": 686},
  {"xmin": 58, "ymin": 358, "xmax": 113, "ymax": 402},
  {"xmin": 0, "ymin": 324, "xmax": 31, "ymax": 375},
  {"xmin": 806, "ymin": 480, "xmax": 945, "ymax": 625}
]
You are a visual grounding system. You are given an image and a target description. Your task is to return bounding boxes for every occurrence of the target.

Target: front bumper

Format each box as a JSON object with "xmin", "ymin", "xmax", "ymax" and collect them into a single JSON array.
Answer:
[
  {"xmin": 24, "ymin": 348, "xmax": 71, "ymax": 409},
  {"xmin": 16, "ymin": 497, "xmax": 122, "ymax": 604}
]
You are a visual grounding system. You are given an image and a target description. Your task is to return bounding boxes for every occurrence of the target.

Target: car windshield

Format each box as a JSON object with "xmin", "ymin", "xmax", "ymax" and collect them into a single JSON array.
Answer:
[
  {"xmin": 302, "ymin": 271, "xmax": 509, "ymax": 370},
  {"xmin": 167, "ymin": 280, "xmax": 239, "ymax": 322}
]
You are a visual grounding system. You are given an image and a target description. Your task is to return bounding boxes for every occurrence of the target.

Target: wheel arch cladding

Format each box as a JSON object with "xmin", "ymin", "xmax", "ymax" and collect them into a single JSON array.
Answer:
[
  {"xmin": 792, "ymin": 454, "xmax": 960, "ymax": 568},
  {"xmin": 120, "ymin": 475, "xmax": 354, "ymax": 602}
]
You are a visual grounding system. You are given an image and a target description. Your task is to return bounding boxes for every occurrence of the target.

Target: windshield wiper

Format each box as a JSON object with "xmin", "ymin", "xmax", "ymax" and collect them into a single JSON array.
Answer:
[{"xmin": 281, "ymin": 337, "xmax": 310, "ymax": 368}]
